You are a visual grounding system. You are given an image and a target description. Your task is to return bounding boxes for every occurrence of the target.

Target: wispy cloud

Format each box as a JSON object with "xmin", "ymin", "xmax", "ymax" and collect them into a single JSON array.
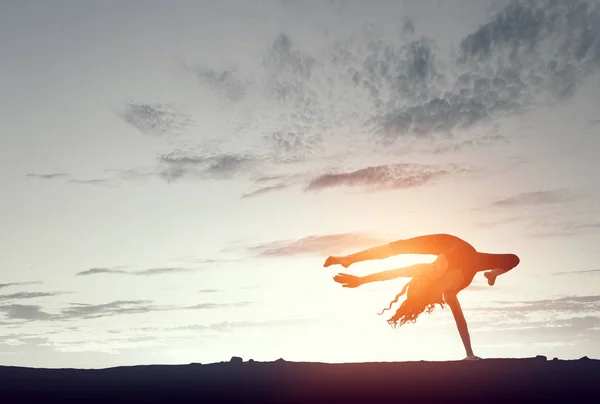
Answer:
[
  {"xmin": 0, "ymin": 299, "xmax": 253, "ymax": 322},
  {"xmin": 76, "ymin": 267, "xmax": 205, "ymax": 277},
  {"xmin": 185, "ymin": 302, "xmax": 253, "ymax": 310},
  {"xmin": 472, "ymin": 295, "xmax": 600, "ymax": 314},
  {"xmin": 198, "ymin": 289, "xmax": 221, "ymax": 294},
  {"xmin": 467, "ymin": 314, "xmax": 600, "ymax": 348},
  {"xmin": 25, "ymin": 173, "xmax": 68, "ymax": 180},
  {"xmin": 135, "ymin": 267, "xmax": 199, "ymax": 276},
  {"xmin": 307, "ymin": 164, "xmax": 470, "ymax": 192},
  {"xmin": 432, "ymin": 134, "xmax": 509, "ymax": 154},
  {"xmin": 68, "ymin": 178, "xmax": 114, "ymax": 187},
  {"xmin": 526, "ymin": 220, "xmax": 600, "ymax": 238},
  {"xmin": 241, "ymin": 183, "xmax": 288, "ymax": 199},
  {"xmin": 0, "ymin": 282, "xmax": 42, "ymax": 291},
  {"xmin": 157, "ymin": 318, "xmax": 318, "ymax": 333},
  {"xmin": 250, "ymin": 232, "xmax": 389, "ymax": 257},
  {"xmin": 479, "ymin": 215, "xmax": 600, "ymax": 238},
  {"xmin": 118, "ymin": 101, "xmax": 194, "ymax": 137},
  {"xmin": 0, "ymin": 292, "xmax": 64, "ymax": 301},
  {"xmin": 60, "ymin": 300, "xmax": 159, "ymax": 320},
  {"xmin": 488, "ymin": 190, "xmax": 577, "ymax": 208},
  {"xmin": 76, "ymin": 268, "xmax": 128, "ymax": 276},
  {"xmin": 551, "ymin": 269, "xmax": 600, "ymax": 276},
  {"xmin": 25, "ymin": 173, "xmax": 116, "ymax": 187}
]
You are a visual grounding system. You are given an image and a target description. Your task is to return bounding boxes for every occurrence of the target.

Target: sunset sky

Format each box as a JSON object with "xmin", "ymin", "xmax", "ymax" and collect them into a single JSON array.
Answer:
[{"xmin": 1, "ymin": 0, "xmax": 600, "ymax": 368}]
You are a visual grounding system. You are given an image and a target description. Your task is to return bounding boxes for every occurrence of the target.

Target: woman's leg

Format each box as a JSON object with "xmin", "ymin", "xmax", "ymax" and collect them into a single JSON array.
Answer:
[
  {"xmin": 476, "ymin": 252, "xmax": 521, "ymax": 285},
  {"xmin": 325, "ymin": 233, "xmax": 472, "ymax": 268}
]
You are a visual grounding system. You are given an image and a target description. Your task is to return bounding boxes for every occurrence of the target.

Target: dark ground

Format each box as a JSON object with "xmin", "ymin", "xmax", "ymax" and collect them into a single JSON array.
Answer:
[{"xmin": 0, "ymin": 356, "xmax": 598, "ymax": 403}]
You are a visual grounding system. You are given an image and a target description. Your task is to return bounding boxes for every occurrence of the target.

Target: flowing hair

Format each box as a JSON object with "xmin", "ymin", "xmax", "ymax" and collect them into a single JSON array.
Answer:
[{"xmin": 378, "ymin": 275, "xmax": 447, "ymax": 328}]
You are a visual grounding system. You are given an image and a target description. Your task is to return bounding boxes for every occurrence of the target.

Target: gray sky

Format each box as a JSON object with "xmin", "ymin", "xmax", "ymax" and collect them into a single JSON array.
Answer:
[{"xmin": 1, "ymin": 0, "xmax": 600, "ymax": 368}]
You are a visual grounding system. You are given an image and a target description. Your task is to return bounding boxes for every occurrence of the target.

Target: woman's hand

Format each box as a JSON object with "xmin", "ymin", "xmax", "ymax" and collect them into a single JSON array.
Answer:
[{"xmin": 333, "ymin": 273, "xmax": 364, "ymax": 288}]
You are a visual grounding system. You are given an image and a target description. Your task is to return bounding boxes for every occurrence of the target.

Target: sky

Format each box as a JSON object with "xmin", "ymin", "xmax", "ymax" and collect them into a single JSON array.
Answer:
[{"xmin": 1, "ymin": 0, "xmax": 600, "ymax": 369}]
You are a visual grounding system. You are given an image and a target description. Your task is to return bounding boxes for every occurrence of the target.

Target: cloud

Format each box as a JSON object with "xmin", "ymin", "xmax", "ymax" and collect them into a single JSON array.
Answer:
[
  {"xmin": 112, "ymin": 0, "xmax": 600, "ymax": 189},
  {"xmin": 307, "ymin": 163, "xmax": 469, "ymax": 191},
  {"xmin": 198, "ymin": 289, "xmax": 221, "ymax": 294},
  {"xmin": 262, "ymin": 33, "xmax": 317, "ymax": 102},
  {"xmin": 432, "ymin": 134, "xmax": 509, "ymax": 154},
  {"xmin": 158, "ymin": 151, "xmax": 259, "ymax": 182},
  {"xmin": 187, "ymin": 65, "xmax": 248, "ymax": 102},
  {"xmin": 25, "ymin": 173, "xmax": 68, "ymax": 180},
  {"xmin": 488, "ymin": 190, "xmax": 577, "ymax": 208},
  {"xmin": 456, "ymin": 0, "xmax": 600, "ymax": 103},
  {"xmin": 526, "ymin": 220, "xmax": 600, "ymax": 238},
  {"xmin": 68, "ymin": 178, "xmax": 114, "ymax": 187},
  {"xmin": 103, "ymin": 167, "xmax": 158, "ymax": 181},
  {"xmin": 0, "ymin": 292, "xmax": 64, "ymax": 301},
  {"xmin": 265, "ymin": 130, "xmax": 323, "ymax": 163},
  {"xmin": 475, "ymin": 187, "xmax": 600, "ymax": 238},
  {"xmin": 240, "ymin": 173, "xmax": 306, "ymax": 199},
  {"xmin": 0, "ymin": 299, "xmax": 252, "ymax": 322},
  {"xmin": 0, "ymin": 304, "xmax": 53, "ymax": 321},
  {"xmin": 160, "ymin": 318, "xmax": 317, "ymax": 333},
  {"xmin": 479, "ymin": 214, "xmax": 600, "ymax": 238},
  {"xmin": 25, "ymin": 173, "xmax": 116, "ymax": 187},
  {"xmin": 76, "ymin": 267, "xmax": 205, "ymax": 277},
  {"xmin": 75, "ymin": 268, "xmax": 129, "ymax": 276},
  {"xmin": 250, "ymin": 232, "xmax": 389, "ymax": 257},
  {"xmin": 135, "ymin": 267, "xmax": 199, "ymax": 276},
  {"xmin": 551, "ymin": 269, "xmax": 600, "ymax": 276},
  {"xmin": 471, "ymin": 294, "xmax": 600, "ymax": 314},
  {"xmin": 76, "ymin": 268, "xmax": 128, "ymax": 276},
  {"xmin": 60, "ymin": 300, "xmax": 160, "ymax": 320},
  {"xmin": 119, "ymin": 101, "xmax": 194, "ymax": 137},
  {"xmin": 296, "ymin": 0, "xmax": 598, "ymax": 145},
  {"xmin": 184, "ymin": 302, "xmax": 253, "ymax": 310},
  {"xmin": 241, "ymin": 183, "xmax": 288, "ymax": 199},
  {"xmin": 467, "ymin": 314, "xmax": 600, "ymax": 348},
  {"xmin": 459, "ymin": 1, "xmax": 600, "ymax": 67},
  {"xmin": 0, "ymin": 282, "xmax": 42, "ymax": 291}
]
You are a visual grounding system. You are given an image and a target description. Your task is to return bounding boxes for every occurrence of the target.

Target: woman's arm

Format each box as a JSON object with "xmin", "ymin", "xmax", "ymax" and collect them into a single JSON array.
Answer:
[
  {"xmin": 333, "ymin": 260, "xmax": 443, "ymax": 288},
  {"xmin": 444, "ymin": 292, "xmax": 480, "ymax": 360}
]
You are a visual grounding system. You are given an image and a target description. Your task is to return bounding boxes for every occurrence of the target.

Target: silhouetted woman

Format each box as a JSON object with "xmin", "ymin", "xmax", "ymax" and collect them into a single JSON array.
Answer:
[{"xmin": 324, "ymin": 233, "xmax": 520, "ymax": 360}]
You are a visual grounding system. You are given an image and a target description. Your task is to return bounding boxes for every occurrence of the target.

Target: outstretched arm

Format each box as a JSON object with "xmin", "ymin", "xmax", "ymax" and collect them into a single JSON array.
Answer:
[
  {"xmin": 444, "ymin": 292, "xmax": 480, "ymax": 360},
  {"xmin": 333, "ymin": 259, "xmax": 446, "ymax": 288}
]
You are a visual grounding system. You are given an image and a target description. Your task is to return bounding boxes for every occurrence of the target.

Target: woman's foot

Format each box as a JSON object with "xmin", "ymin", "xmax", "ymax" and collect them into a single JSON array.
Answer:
[
  {"xmin": 324, "ymin": 256, "xmax": 351, "ymax": 268},
  {"xmin": 463, "ymin": 355, "xmax": 482, "ymax": 361},
  {"xmin": 484, "ymin": 271, "xmax": 497, "ymax": 286}
]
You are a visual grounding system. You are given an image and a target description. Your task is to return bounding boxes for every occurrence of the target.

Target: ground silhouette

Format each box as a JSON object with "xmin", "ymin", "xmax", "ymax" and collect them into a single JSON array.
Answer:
[{"xmin": 0, "ymin": 356, "xmax": 598, "ymax": 402}]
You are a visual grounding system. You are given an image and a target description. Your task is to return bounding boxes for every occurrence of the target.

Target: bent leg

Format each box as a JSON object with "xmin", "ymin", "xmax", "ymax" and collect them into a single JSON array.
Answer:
[
  {"xmin": 325, "ymin": 233, "xmax": 473, "ymax": 268},
  {"xmin": 478, "ymin": 253, "xmax": 521, "ymax": 286}
]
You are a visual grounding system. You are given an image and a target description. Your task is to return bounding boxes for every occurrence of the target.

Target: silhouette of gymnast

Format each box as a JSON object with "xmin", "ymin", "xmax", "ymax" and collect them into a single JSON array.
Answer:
[{"xmin": 324, "ymin": 233, "xmax": 520, "ymax": 361}]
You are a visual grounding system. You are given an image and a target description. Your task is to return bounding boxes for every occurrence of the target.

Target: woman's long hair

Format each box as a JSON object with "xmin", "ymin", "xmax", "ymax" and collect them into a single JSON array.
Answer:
[{"xmin": 378, "ymin": 275, "xmax": 447, "ymax": 327}]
